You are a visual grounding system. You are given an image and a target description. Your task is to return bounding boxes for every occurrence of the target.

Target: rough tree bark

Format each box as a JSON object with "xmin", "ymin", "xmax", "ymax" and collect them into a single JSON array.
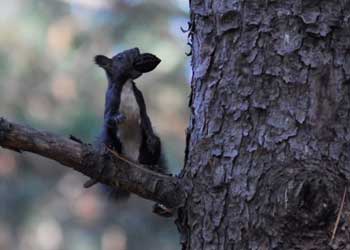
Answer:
[{"xmin": 177, "ymin": 0, "xmax": 350, "ymax": 249}]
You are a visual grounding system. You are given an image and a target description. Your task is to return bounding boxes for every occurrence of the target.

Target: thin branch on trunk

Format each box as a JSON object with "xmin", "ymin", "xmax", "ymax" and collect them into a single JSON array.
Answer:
[{"xmin": 0, "ymin": 117, "xmax": 185, "ymax": 209}]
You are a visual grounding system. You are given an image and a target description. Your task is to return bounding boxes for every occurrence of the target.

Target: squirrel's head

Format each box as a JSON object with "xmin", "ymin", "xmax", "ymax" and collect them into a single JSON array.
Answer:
[{"xmin": 94, "ymin": 48, "xmax": 161, "ymax": 81}]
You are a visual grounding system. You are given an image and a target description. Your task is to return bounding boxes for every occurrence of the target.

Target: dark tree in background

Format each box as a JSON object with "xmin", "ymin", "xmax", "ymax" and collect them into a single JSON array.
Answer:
[{"xmin": 178, "ymin": 0, "xmax": 350, "ymax": 249}]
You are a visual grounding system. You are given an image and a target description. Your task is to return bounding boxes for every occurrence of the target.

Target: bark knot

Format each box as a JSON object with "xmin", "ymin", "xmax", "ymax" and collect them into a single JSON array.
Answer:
[
  {"xmin": 259, "ymin": 162, "xmax": 344, "ymax": 233},
  {"xmin": 285, "ymin": 178, "xmax": 337, "ymax": 229}
]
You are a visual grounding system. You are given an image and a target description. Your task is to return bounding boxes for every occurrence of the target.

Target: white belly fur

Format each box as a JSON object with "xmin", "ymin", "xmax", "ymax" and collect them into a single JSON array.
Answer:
[{"xmin": 117, "ymin": 80, "xmax": 142, "ymax": 162}]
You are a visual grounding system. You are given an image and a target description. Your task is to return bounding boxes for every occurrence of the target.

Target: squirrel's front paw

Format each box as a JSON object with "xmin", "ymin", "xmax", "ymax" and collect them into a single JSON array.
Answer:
[
  {"xmin": 113, "ymin": 113, "xmax": 126, "ymax": 124},
  {"xmin": 107, "ymin": 113, "xmax": 126, "ymax": 127}
]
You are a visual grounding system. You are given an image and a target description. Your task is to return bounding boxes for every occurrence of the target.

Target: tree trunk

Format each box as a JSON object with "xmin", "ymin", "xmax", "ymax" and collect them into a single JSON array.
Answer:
[{"xmin": 178, "ymin": 0, "xmax": 350, "ymax": 249}]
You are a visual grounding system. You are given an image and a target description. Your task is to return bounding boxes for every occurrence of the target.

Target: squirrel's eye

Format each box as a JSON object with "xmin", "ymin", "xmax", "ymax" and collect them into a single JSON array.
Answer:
[{"xmin": 117, "ymin": 55, "xmax": 123, "ymax": 60}]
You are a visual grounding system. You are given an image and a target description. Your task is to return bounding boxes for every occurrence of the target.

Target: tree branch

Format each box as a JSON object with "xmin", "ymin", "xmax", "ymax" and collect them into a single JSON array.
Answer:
[{"xmin": 0, "ymin": 117, "xmax": 185, "ymax": 209}]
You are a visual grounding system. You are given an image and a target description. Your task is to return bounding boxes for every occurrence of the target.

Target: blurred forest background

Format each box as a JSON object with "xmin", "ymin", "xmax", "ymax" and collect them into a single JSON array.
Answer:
[{"xmin": 0, "ymin": 0, "xmax": 189, "ymax": 249}]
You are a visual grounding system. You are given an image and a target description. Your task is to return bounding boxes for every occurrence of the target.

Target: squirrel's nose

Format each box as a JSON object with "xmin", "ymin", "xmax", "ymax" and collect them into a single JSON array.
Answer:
[{"xmin": 134, "ymin": 53, "xmax": 161, "ymax": 73}]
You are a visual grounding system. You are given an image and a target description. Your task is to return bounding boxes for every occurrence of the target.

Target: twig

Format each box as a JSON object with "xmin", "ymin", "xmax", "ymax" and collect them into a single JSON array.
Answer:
[
  {"xmin": 330, "ymin": 187, "xmax": 347, "ymax": 244},
  {"xmin": 106, "ymin": 146, "xmax": 141, "ymax": 168},
  {"xmin": 84, "ymin": 146, "xmax": 141, "ymax": 188}
]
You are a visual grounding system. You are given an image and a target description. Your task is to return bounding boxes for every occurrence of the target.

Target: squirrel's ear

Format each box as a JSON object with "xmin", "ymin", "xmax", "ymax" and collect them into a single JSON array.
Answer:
[
  {"xmin": 94, "ymin": 55, "xmax": 112, "ymax": 68},
  {"xmin": 134, "ymin": 53, "xmax": 161, "ymax": 73}
]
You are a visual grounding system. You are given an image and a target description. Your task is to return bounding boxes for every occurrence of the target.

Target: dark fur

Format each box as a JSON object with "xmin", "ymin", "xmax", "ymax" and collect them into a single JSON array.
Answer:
[
  {"xmin": 99, "ymin": 81, "xmax": 163, "ymax": 165},
  {"xmin": 94, "ymin": 48, "xmax": 167, "ymax": 198}
]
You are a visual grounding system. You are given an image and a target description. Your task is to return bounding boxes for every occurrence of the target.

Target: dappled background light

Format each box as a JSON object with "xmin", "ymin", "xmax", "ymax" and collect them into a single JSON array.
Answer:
[{"xmin": 0, "ymin": 0, "xmax": 189, "ymax": 249}]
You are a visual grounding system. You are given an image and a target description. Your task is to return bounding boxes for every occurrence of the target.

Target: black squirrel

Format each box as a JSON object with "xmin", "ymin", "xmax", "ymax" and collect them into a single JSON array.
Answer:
[{"xmin": 90, "ymin": 48, "xmax": 168, "ymax": 199}]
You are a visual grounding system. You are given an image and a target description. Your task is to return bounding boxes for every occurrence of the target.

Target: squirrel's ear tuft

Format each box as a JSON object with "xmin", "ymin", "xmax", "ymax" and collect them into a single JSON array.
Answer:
[
  {"xmin": 94, "ymin": 55, "xmax": 112, "ymax": 68},
  {"xmin": 134, "ymin": 53, "xmax": 161, "ymax": 73}
]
